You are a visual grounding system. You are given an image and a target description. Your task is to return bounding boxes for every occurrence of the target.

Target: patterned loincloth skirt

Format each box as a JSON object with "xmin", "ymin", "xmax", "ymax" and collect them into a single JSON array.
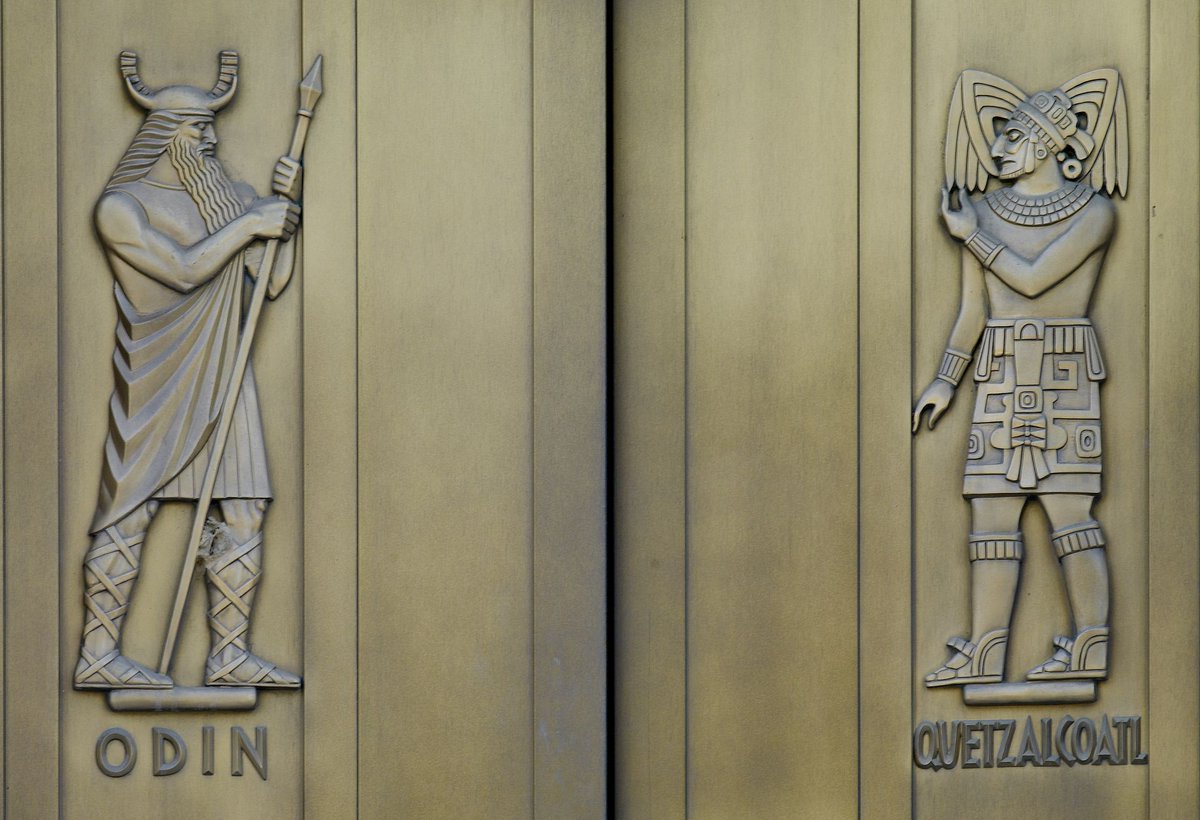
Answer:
[{"xmin": 963, "ymin": 318, "xmax": 1104, "ymax": 497}]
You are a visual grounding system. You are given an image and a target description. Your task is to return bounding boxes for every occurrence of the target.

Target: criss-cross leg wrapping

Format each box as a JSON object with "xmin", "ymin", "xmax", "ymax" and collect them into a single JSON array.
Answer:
[
  {"xmin": 74, "ymin": 524, "xmax": 172, "ymax": 689},
  {"xmin": 205, "ymin": 531, "xmax": 300, "ymax": 688}
]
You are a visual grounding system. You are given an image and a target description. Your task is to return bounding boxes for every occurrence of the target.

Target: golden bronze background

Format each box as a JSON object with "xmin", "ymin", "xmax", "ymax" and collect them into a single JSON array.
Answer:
[
  {"xmin": 614, "ymin": 0, "xmax": 1198, "ymax": 818},
  {"xmin": 2, "ymin": 0, "xmax": 604, "ymax": 816},
  {"xmin": 4, "ymin": 0, "xmax": 1200, "ymax": 816}
]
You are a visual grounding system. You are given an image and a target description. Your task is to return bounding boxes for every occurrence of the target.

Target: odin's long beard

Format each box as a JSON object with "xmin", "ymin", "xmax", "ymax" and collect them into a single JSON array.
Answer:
[{"xmin": 167, "ymin": 135, "xmax": 245, "ymax": 233}]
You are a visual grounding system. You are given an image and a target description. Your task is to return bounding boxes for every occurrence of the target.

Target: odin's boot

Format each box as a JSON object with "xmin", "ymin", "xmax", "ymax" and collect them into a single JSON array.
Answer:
[
  {"xmin": 204, "ymin": 530, "xmax": 301, "ymax": 688},
  {"xmin": 74, "ymin": 525, "xmax": 173, "ymax": 689}
]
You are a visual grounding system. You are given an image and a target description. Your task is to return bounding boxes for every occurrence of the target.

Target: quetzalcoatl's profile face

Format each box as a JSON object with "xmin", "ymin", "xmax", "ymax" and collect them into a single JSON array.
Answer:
[{"xmin": 990, "ymin": 118, "xmax": 1038, "ymax": 180}]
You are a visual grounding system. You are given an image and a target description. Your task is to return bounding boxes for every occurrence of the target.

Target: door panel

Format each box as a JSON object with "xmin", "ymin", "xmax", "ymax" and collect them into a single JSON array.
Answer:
[
  {"xmin": 1, "ymin": 0, "xmax": 605, "ymax": 817},
  {"xmin": 615, "ymin": 1, "xmax": 1200, "ymax": 817}
]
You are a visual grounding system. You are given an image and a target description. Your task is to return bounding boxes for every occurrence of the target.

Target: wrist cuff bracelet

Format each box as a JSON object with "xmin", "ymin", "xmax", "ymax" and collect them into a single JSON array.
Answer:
[
  {"xmin": 964, "ymin": 229, "xmax": 1005, "ymax": 269},
  {"xmin": 937, "ymin": 349, "xmax": 972, "ymax": 386}
]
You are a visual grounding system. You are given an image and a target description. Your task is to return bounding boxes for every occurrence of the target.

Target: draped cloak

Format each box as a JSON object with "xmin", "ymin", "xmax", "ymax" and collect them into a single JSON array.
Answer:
[{"xmin": 90, "ymin": 213, "xmax": 271, "ymax": 534}]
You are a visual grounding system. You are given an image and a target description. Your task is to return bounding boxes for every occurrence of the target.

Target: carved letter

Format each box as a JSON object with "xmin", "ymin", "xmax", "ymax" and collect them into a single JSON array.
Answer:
[
  {"xmin": 996, "ymin": 719, "xmax": 1019, "ymax": 767},
  {"xmin": 231, "ymin": 725, "xmax": 268, "ymax": 780},
  {"xmin": 202, "ymin": 725, "xmax": 215, "ymax": 776},
  {"xmin": 1056, "ymin": 715, "xmax": 1076, "ymax": 766},
  {"xmin": 936, "ymin": 721, "xmax": 963, "ymax": 769},
  {"xmin": 1092, "ymin": 714, "xmax": 1117, "ymax": 765},
  {"xmin": 980, "ymin": 721, "xmax": 997, "ymax": 767},
  {"xmin": 1016, "ymin": 717, "xmax": 1042, "ymax": 767},
  {"xmin": 913, "ymin": 721, "xmax": 940, "ymax": 769},
  {"xmin": 1111, "ymin": 715, "xmax": 1132, "ymax": 764},
  {"xmin": 1040, "ymin": 717, "xmax": 1061, "ymax": 766},
  {"xmin": 95, "ymin": 728, "xmax": 137, "ymax": 778},
  {"xmin": 1130, "ymin": 716, "xmax": 1149, "ymax": 764},
  {"xmin": 1071, "ymin": 717, "xmax": 1096, "ymax": 764},
  {"xmin": 152, "ymin": 727, "xmax": 187, "ymax": 776},
  {"xmin": 961, "ymin": 721, "xmax": 983, "ymax": 768}
]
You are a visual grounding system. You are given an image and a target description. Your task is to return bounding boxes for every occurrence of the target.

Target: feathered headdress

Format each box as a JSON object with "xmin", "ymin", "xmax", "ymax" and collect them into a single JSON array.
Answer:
[{"xmin": 944, "ymin": 69, "xmax": 1128, "ymax": 197}]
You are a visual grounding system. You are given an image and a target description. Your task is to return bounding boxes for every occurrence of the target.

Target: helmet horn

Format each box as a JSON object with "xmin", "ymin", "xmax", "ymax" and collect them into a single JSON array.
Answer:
[
  {"xmin": 208, "ymin": 50, "xmax": 239, "ymax": 111},
  {"xmin": 119, "ymin": 51, "xmax": 156, "ymax": 110}
]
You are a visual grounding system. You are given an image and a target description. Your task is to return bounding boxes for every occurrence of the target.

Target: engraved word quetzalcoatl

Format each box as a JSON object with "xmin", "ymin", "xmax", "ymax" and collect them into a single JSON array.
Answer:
[
  {"xmin": 913, "ymin": 69, "xmax": 1128, "ymax": 705},
  {"xmin": 74, "ymin": 51, "xmax": 323, "ymax": 711}
]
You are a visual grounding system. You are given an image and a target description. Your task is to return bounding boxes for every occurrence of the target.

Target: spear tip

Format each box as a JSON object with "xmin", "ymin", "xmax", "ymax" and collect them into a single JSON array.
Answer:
[{"xmin": 300, "ymin": 55, "xmax": 323, "ymax": 110}]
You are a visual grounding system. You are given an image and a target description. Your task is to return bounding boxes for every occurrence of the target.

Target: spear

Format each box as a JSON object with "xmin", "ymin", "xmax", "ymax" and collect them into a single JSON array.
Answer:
[{"xmin": 158, "ymin": 55, "xmax": 324, "ymax": 676}]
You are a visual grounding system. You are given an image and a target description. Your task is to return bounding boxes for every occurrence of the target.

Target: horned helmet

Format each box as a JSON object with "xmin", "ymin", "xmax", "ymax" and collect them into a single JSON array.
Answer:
[{"xmin": 119, "ymin": 50, "xmax": 239, "ymax": 116}]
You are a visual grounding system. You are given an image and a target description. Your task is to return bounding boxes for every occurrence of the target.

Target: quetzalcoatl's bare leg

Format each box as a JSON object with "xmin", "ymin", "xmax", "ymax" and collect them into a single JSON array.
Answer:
[
  {"xmin": 968, "ymin": 496, "xmax": 1026, "ymax": 643},
  {"xmin": 925, "ymin": 497, "xmax": 1025, "ymax": 687},
  {"xmin": 1041, "ymin": 493, "xmax": 1109, "ymax": 629},
  {"xmin": 1026, "ymin": 494, "xmax": 1110, "ymax": 680}
]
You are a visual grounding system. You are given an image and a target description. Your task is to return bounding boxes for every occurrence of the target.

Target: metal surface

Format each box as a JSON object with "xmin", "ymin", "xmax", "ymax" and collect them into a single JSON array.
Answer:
[
  {"xmin": 614, "ymin": 0, "xmax": 1200, "ymax": 817},
  {"xmin": 962, "ymin": 681, "xmax": 1095, "ymax": 707},
  {"xmin": 72, "ymin": 49, "xmax": 311, "ymax": 699},
  {"xmin": 5, "ymin": 0, "xmax": 1200, "ymax": 815},
  {"xmin": 155, "ymin": 54, "xmax": 321, "ymax": 680},
  {"xmin": 2, "ymin": 0, "xmax": 606, "ymax": 816},
  {"xmin": 916, "ymin": 69, "xmax": 1127, "ymax": 701},
  {"xmin": 109, "ymin": 687, "xmax": 258, "ymax": 713}
]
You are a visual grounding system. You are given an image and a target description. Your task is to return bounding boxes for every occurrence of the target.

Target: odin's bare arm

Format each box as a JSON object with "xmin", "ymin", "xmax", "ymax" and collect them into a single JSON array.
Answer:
[
  {"xmin": 96, "ymin": 190, "xmax": 300, "ymax": 294},
  {"xmin": 941, "ymin": 187, "xmax": 1115, "ymax": 298},
  {"xmin": 912, "ymin": 250, "xmax": 986, "ymax": 432}
]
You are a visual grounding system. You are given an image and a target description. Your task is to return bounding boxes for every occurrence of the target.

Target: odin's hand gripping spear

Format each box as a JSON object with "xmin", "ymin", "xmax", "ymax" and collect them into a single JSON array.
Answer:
[{"xmin": 158, "ymin": 55, "xmax": 324, "ymax": 677}]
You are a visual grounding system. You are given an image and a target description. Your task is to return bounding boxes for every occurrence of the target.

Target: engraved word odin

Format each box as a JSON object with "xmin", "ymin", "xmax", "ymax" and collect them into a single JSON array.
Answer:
[
  {"xmin": 74, "ymin": 51, "xmax": 323, "ymax": 712},
  {"xmin": 912, "ymin": 69, "xmax": 1128, "ymax": 705}
]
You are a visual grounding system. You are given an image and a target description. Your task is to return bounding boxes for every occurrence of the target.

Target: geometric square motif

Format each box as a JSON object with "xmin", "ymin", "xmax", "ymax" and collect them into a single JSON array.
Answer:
[
  {"xmin": 1076, "ymin": 424, "xmax": 1102, "ymax": 457},
  {"xmin": 1013, "ymin": 386, "xmax": 1043, "ymax": 414},
  {"xmin": 966, "ymin": 428, "xmax": 985, "ymax": 460}
]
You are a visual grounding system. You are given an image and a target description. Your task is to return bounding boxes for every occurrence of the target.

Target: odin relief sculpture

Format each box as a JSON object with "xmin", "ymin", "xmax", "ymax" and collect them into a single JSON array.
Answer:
[
  {"xmin": 912, "ymin": 69, "xmax": 1128, "ymax": 705},
  {"xmin": 74, "ymin": 51, "xmax": 323, "ymax": 711}
]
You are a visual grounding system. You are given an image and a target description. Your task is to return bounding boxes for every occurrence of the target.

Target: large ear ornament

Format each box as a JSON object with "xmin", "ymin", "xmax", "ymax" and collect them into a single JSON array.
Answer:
[
  {"xmin": 1058, "ymin": 68, "xmax": 1128, "ymax": 197},
  {"xmin": 944, "ymin": 70, "xmax": 1027, "ymax": 192}
]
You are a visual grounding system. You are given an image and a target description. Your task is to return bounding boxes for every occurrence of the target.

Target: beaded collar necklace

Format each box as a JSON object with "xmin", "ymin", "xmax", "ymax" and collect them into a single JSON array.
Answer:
[{"xmin": 984, "ymin": 181, "xmax": 1095, "ymax": 226}]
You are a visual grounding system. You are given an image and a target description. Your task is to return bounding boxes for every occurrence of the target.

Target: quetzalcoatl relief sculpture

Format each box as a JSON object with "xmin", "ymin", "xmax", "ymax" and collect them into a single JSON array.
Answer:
[
  {"xmin": 913, "ymin": 69, "xmax": 1128, "ymax": 703},
  {"xmin": 74, "ymin": 51, "xmax": 322, "ymax": 710}
]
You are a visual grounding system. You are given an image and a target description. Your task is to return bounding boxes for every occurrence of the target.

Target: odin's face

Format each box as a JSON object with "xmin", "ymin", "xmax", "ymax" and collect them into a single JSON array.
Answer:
[
  {"xmin": 177, "ymin": 117, "xmax": 218, "ymax": 158},
  {"xmin": 990, "ymin": 119, "xmax": 1039, "ymax": 180}
]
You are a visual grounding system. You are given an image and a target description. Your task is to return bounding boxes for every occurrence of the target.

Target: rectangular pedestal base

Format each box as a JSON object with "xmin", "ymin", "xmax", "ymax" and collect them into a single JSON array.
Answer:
[
  {"xmin": 108, "ymin": 686, "xmax": 258, "ymax": 712},
  {"xmin": 963, "ymin": 680, "xmax": 1097, "ymax": 706}
]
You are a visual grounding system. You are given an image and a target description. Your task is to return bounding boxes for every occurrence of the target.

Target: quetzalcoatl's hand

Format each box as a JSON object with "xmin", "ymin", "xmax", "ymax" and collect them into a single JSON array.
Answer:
[
  {"xmin": 940, "ymin": 186, "xmax": 978, "ymax": 241},
  {"xmin": 912, "ymin": 378, "xmax": 955, "ymax": 434},
  {"xmin": 272, "ymin": 156, "xmax": 303, "ymax": 201}
]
